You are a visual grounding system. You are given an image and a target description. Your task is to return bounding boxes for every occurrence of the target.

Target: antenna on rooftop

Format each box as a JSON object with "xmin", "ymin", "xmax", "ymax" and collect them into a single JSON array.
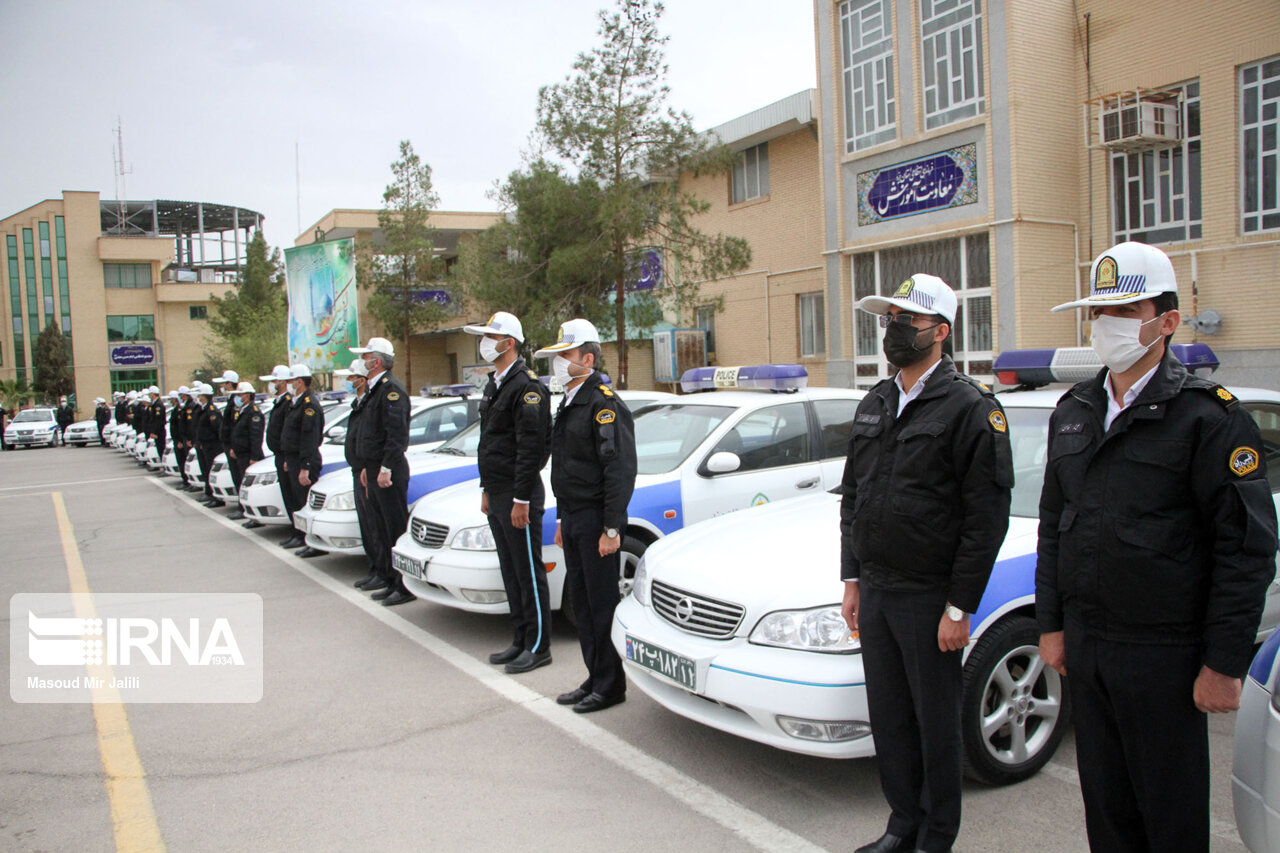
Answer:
[{"xmin": 112, "ymin": 118, "xmax": 133, "ymax": 233}]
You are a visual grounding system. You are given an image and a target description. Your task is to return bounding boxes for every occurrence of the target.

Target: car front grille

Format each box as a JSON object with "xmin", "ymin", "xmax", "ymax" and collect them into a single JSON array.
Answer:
[
  {"xmin": 651, "ymin": 580, "xmax": 746, "ymax": 639},
  {"xmin": 309, "ymin": 490, "xmax": 326, "ymax": 511},
  {"xmin": 411, "ymin": 518, "xmax": 449, "ymax": 548}
]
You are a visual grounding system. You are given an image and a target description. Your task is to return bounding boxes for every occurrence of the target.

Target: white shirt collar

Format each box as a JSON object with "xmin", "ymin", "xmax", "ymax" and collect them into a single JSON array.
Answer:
[
  {"xmin": 894, "ymin": 359, "xmax": 942, "ymax": 416},
  {"xmin": 1103, "ymin": 362, "xmax": 1161, "ymax": 430},
  {"xmin": 493, "ymin": 360, "xmax": 516, "ymax": 387},
  {"xmin": 563, "ymin": 376, "xmax": 592, "ymax": 407}
]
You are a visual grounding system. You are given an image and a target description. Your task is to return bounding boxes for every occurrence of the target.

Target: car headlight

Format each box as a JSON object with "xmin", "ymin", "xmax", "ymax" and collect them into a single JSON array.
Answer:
[
  {"xmin": 327, "ymin": 490, "xmax": 356, "ymax": 511},
  {"xmin": 632, "ymin": 556, "xmax": 649, "ymax": 605},
  {"xmin": 452, "ymin": 525, "xmax": 496, "ymax": 551},
  {"xmin": 256, "ymin": 471, "xmax": 278, "ymax": 486},
  {"xmin": 749, "ymin": 606, "xmax": 860, "ymax": 654}
]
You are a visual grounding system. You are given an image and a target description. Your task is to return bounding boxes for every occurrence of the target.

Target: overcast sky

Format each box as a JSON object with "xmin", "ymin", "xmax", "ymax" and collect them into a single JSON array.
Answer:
[{"xmin": 0, "ymin": 0, "xmax": 816, "ymax": 250}]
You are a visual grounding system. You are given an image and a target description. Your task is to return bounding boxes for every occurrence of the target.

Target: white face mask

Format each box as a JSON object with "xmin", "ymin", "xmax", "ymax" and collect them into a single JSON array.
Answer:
[
  {"xmin": 479, "ymin": 337, "xmax": 504, "ymax": 364},
  {"xmin": 1090, "ymin": 313, "xmax": 1165, "ymax": 373},
  {"xmin": 552, "ymin": 354, "xmax": 585, "ymax": 388}
]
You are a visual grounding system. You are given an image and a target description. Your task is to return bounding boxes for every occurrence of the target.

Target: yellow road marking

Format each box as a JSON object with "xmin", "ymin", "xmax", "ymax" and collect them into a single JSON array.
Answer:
[{"xmin": 51, "ymin": 492, "xmax": 166, "ymax": 852}]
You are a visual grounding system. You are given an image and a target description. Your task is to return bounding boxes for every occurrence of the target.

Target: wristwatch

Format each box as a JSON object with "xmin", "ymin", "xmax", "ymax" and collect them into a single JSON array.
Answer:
[
  {"xmin": 604, "ymin": 527, "xmax": 619, "ymax": 539},
  {"xmin": 945, "ymin": 604, "xmax": 967, "ymax": 622}
]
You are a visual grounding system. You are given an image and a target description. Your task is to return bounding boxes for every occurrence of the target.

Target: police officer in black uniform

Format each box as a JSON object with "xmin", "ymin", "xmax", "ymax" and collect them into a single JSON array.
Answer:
[
  {"xmin": 537, "ymin": 319, "xmax": 636, "ymax": 714},
  {"xmin": 1036, "ymin": 242, "xmax": 1279, "ymax": 853},
  {"xmin": 251, "ymin": 365, "xmax": 293, "ymax": 528},
  {"xmin": 465, "ymin": 312, "xmax": 553, "ymax": 673},
  {"xmin": 841, "ymin": 274, "xmax": 1013, "ymax": 853},
  {"xmin": 95, "ymin": 397, "xmax": 110, "ymax": 445},
  {"xmin": 338, "ymin": 359, "xmax": 385, "ymax": 588},
  {"xmin": 56, "ymin": 396, "xmax": 74, "ymax": 441},
  {"xmin": 169, "ymin": 388, "xmax": 188, "ymax": 484},
  {"xmin": 227, "ymin": 382, "xmax": 265, "ymax": 514},
  {"xmin": 146, "ymin": 386, "xmax": 167, "ymax": 468},
  {"xmin": 278, "ymin": 365, "xmax": 324, "ymax": 549},
  {"xmin": 130, "ymin": 391, "xmax": 147, "ymax": 445},
  {"xmin": 193, "ymin": 384, "xmax": 224, "ymax": 506},
  {"xmin": 112, "ymin": 391, "xmax": 127, "ymax": 437},
  {"xmin": 350, "ymin": 337, "xmax": 414, "ymax": 606}
]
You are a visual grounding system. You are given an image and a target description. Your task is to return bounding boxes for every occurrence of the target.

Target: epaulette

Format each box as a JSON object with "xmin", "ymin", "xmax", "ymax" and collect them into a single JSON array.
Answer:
[
  {"xmin": 527, "ymin": 369, "xmax": 538, "ymax": 380},
  {"xmin": 1196, "ymin": 383, "xmax": 1239, "ymax": 408},
  {"xmin": 956, "ymin": 374, "xmax": 994, "ymax": 397},
  {"xmin": 600, "ymin": 385, "xmax": 615, "ymax": 398}
]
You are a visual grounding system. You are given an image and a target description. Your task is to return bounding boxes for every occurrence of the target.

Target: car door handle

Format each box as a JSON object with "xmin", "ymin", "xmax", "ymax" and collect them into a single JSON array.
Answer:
[{"xmin": 795, "ymin": 477, "xmax": 820, "ymax": 490}]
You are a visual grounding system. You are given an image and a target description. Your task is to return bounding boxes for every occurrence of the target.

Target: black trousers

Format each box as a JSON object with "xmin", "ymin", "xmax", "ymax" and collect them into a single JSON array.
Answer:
[
  {"xmin": 175, "ymin": 443, "xmax": 191, "ymax": 484},
  {"xmin": 1065, "ymin": 629, "xmax": 1208, "ymax": 853},
  {"xmin": 859, "ymin": 586, "xmax": 963, "ymax": 853},
  {"xmin": 353, "ymin": 468, "xmax": 384, "ymax": 573},
  {"xmin": 276, "ymin": 456, "xmax": 297, "ymax": 522},
  {"xmin": 281, "ymin": 455, "xmax": 318, "ymax": 525},
  {"xmin": 561, "ymin": 507, "xmax": 624, "ymax": 700},
  {"xmin": 154, "ymin": 433, "xmax": 166, "ymax": 462},
  {"xmin": 196, "ymin": 443, "xmax": 218, "ymax": 499},
  {"xmin": 487, "ymin": 486, "xmax": 550, "ymax": 654},
  {"xmin": 366, "ymin": 459, "xmax": 410, "ymax": 588},
  {"xmin": 97, "ymin": 424, "xmax": 106, "ymax": 444}
]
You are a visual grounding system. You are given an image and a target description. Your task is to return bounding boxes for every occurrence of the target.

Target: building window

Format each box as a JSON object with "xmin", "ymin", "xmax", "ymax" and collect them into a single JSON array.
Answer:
[
  {"xmin": 103, "ymin": 262, "xmax": 152, "ymax": 289},
  {"xmin": 1111, "ymin": 83, "xmax": 1201, "ymax": 244},
  {"xmin": 920, "ymin": 0, "xmax": 985, "ymax": 130},
  {"xmin": 7, "ymin": 234, "xmax": 24, "ymax": 384},
  {"xmin": 851, "ymin": 231, "xmax": 992, "ymax": 386},
  {"xmin": 799, "ymin": 292, "xmax": 826, "ymax": 356},
  {"xmin": 695, "ymin": 304, "xmax": 716, "ymax": 352},
  {"xmin": 190, "ymin": 305, "xmax": 208, "ymax": 320},
  {"xmin": 110, "ymin": 369, "xmax": 157, "ymax": 394},
  {"xmin": 107, "ymin": 314, "xmax": 155, "ymax": 342},
  {"xmin": 731, "ymin": 142, "xmax": 770, "ymax": 204},
  {"xmin": 841, "ymin": 0, "xmax": 896, "ymax": 153},
  {"xmin": 1243, "ymin": 57, "xmax": 1280, "ymax": 233}
]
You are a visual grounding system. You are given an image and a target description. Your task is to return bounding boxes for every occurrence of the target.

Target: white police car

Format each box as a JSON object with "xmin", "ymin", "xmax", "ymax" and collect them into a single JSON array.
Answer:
[
  {"xmin": 1234, "ymin": 624, "xmax": 1280, "ymax": 851},
  {"xmin": 5, "ymin": 408, "xmax": 62, "ymax": 448},
  {"xmin": 240, "ymin": 392, "xmax": 477, "ymax": 526},
  {"xmin": 65, "ymin": 416, "xmax": 106, "ymax": 446},
  {"xmin": 391, "ymin": 366, "xmax": 864, "ymax": 618},
  {"xmin": 297, "ymin": 389, "xmax": 672, "ymax": 555},
  {"xmin": 611, "ymin": 346, "xmax": 1280, "ymax": 786}
]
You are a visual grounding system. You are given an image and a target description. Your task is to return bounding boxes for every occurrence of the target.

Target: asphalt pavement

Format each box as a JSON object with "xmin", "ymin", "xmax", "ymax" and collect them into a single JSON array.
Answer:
[{"xmin": 0, "ymin": 444, "xmax": 1249, "ymax": 851}]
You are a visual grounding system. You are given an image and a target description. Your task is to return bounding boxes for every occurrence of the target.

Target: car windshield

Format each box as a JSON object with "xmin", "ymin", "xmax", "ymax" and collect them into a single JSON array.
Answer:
[
  {"xmin": 324, "ymin": 405, "xmax": 351, "ymax": 430},
  {"xmin": 634, "ymin": 404, "xmax": 734, "ymax": 475},
  {"xmin": 433, "ymin": 421, "xmax": 481, "ymax": 456},
  {"xmin": 1006, "ymin": 406, "xmax": 1052, "ymax": 519},
  {"xmin": 12, "ymin": 410, "xmax": 53, "ymax": 424}
]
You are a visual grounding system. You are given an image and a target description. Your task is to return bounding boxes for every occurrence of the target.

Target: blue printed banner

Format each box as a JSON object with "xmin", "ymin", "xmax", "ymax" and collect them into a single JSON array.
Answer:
[
  {"xmin": 858, "ymin": 144, "xmax": 978, "ymax": 225},
  {"xmin": 108, "ymin": 344, "xmax": 157, "ymax": 367}
]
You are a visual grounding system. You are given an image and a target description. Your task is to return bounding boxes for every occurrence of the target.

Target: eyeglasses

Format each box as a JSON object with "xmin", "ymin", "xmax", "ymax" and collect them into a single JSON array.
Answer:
[{"xmin": 879, "ymin": 312, "xmax": 927, "ymax": 328}]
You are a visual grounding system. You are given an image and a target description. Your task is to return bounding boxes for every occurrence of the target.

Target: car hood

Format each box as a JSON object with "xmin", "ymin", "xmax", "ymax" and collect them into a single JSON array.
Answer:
[{"xmin": 641, "ymin": 494, "xmax": 1042, "ymax": 628}]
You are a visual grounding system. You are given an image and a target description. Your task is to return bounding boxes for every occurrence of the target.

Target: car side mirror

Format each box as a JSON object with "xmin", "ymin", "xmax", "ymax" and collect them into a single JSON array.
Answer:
[
  {"xmin": 705, "ymin": 451, "xmax": 741, "ymax": 474},
  {"xmin": 326, "ymin": 426, "xmax": 346, "ymax": 443}
]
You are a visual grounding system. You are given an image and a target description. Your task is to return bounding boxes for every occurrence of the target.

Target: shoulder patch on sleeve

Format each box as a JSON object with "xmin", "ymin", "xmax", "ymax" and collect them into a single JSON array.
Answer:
[
  {"xmin": 1231, "ymin": 446, "xmax": 1260, "ymax": 477},
  {"xmin": 595, "ymin": 408, "xmax": 616, "ymax": 425},
  {"xmin": 387, "ymin": 392, "xmax": 400, "ymax": 401},
  {"xmin": 523, "ymin": 391, "xmax": 541, "ymax": 405},
  {"xmin": 987, "ymin": 410, "xmax": 1007, "ymax": 433},
  {"xmin": 305, "ymin": 407, "xmax": 316, "ymax": 416}
]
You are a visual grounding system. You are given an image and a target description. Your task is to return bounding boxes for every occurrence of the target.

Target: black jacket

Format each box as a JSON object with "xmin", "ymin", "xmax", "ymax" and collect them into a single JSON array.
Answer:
[
  {"xmin": 550, "ymin": 372, "xmax": 636, "ymax": 531},
  {"xmin": 146, "ymin": 400, "xmax": 166, "ymax": 437},
  {"xmin": 1035, "ymin": 352, "xmax": 1278, "ymax": 677},
  {"xmin": 114, "ymin": 400, "xmax": 127, "ymax": 425},
  {"xmin": 230, "ymin": 402, "xmax": 266, "ymax": 461},
  {"xmin": 343, "ymin": 394, "xmax": 367, "ymax": 469},
  {"xmin": 219, "ymin": 398, "xmax": 236, "ymax": 449},
  {"xmin": 196, "ymin": 402, "xmax": 222, "ymax": 446},
  {"xmin": 265, "ymin": 393, "xmax": 292, "ymax": 455},
  {"xmin": 95, "ymin": 406, "xmax": 110, "ymax": 427},
  {"xmin": 180, "ymin": 400, "xmax": 199, "ymax": 443},
  {"xmin": 356, "ymin": 373, "xmax": 410, "ymax": 471},
  {"xmin": 56, "ymin": 404, "xmax": 74, "ymax": 427},
  {"xmin": 281, "ymin": 389, "xmax": 324, "ymax": 471},
  {"xmin": 477, "ymin": 358, "xmax": 551, "ymax": 501},
  {"xmin": 839, "ymin": 356, "xmax": 1014, "ymax": 613}
]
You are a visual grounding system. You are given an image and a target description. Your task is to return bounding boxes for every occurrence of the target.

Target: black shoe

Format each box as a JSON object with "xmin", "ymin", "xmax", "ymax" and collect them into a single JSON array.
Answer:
[
  {"xmin": 298, "ymin": 547, "xmax": 328, "ymax": 558},
  {"xmin": 572, "ymin": 692, "xmax": 625, "ymax": 714},
  {"xmin": 227, "ymin": 511, "xmax": 245, "ymax": 520},
  {"xmin": 854, "ymin": 833, "xmax": 915, "ymax": 853},
  {"xmin": 556, "ymin": 687, "xmax": 591, "ymax": 706},
  {"xmin": 504, "ymin": 650, "xmax": 551, "ymax": 673},
  {"xmin": 278, "ymin": 535, "xmax": 305, "ymax": 549},
  {"xmin": 363, "ymin": 579, "xmax": 390, "ymax": 593},
  {"xmin": 370, "ymin": 587, "xmax": 394, "ymax": 601},
  {"xmin": 381, "ymin": 589, "xmax": 416, "ymax": 607},
  {"xmin": 354, "ymin": 574, "xmax": 377, "ymax": 589},
  {"xmin": 174, "ymin": 482, "xmax": 187, "ymax": 489},
  {"xmin": 488, "ymin": 644, "xmax": 523, "ymax": 665},
  {"xmin": 206, "ymin": 499, "xmax": 226, "ymax": 508},
  {"xmin": 185, "ymin": 485, "xmax": 203, "ymax": 493},
  {"xmin": 242, "ymin": 520, "xmax": 264, "ymax": 529}
]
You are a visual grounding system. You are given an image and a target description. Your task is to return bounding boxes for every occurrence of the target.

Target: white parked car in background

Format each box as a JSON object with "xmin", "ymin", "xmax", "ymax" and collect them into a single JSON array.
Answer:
[{"xmin": 4, "ymin": 408, "xmax": 62, "ymax": 448}]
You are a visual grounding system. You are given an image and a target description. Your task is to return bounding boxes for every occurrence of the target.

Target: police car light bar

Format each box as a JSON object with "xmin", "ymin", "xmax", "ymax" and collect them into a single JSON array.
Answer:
[
  {"xmin": 318, "ymin": 390, "xmax": 349, "ymax": 401},
  {"xmin": 994, "ymin": 343, "xmax": 1219, "ymax": 388},
  {"xmin": 425, "ymin": 384, "xmax": 475, "ymax": 397},
  {"xmin": 680, "ymin": 364, "xmax": 808, "ymax": 393}
]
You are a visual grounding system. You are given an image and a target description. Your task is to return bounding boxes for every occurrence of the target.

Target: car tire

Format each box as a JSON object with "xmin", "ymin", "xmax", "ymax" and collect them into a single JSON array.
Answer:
[
  {"xmin": 961, "ymin": 614, "xmax": 1070, "ymax": 786},
  {"xmin": 560, "ymin": 534, "xmax": 648, "ymax": 629}
]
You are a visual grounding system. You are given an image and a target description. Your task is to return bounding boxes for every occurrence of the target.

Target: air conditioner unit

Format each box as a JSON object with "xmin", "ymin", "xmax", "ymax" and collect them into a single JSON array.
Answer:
[{"xmin": 1097, "ymin": 92, "xmax": 1181, "ymax": 151}]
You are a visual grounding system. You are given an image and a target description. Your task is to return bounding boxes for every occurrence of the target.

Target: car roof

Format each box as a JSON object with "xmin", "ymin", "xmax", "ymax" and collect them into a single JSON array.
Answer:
[
  {"xmin": 649, "ymin": 387, "xmax": 866, "ymax": 409},
  {"xmin": 997, "ymin": 384, "xmax": 1280, "ymax": 409}
]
